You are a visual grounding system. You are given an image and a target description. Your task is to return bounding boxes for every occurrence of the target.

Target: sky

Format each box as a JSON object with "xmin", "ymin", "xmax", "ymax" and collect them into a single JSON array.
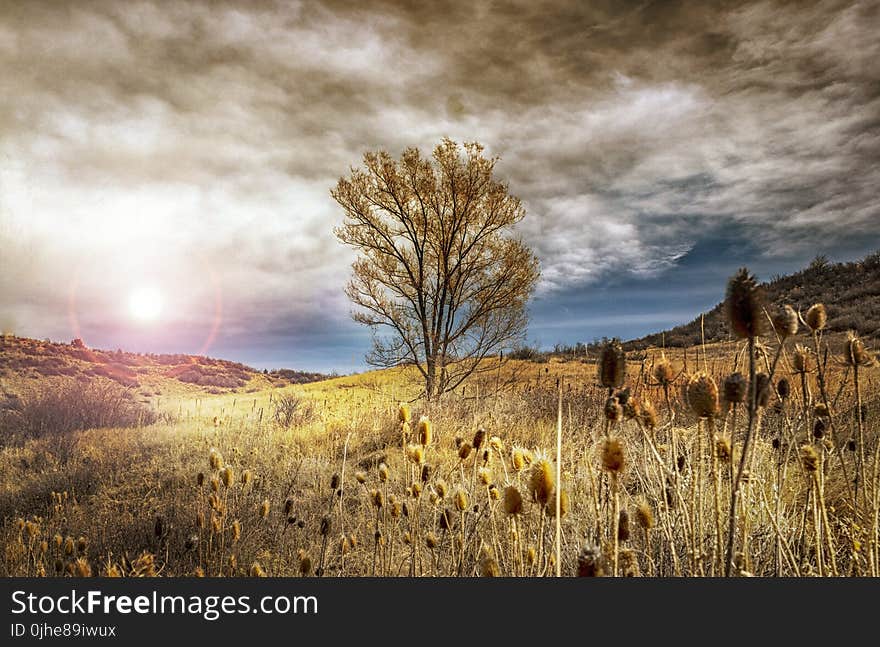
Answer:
[{"xmin": 1, "ymin": 0, "xmax": 878, "ymax": 374}]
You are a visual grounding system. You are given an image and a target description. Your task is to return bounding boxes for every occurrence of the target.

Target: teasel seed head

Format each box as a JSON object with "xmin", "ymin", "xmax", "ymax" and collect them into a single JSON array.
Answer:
[
  {"xmin": 529, "ymin": 458, "xmax": 555, "ymax": 506},
  {"xmin": 355, "ymin": 470, "xmax": 367, "ymax": 484},
  {"xmin": 53, "ymin": 534, "xmax": 63, "ymax": 550},
  {"xmin": 458, "ymin": 442, "xmax": 472, "ymax": 460},
  {"xmin": 622, "ymin": 393, "xmax": 641, "ymax": 421},
  {"xmin": 478, "ymin": 467, "xmax": 493, "ymax": 486},
  {"xmin": 511, "ymin": 447, "xmax": 526, "ymax": 471},
  {"xmin": 503, "ymin": 485, "xmax": 523, "ymax": 515},
  {"xmin": 259, "ymin": 499, "xmax": 270, "ymax": 519},
  {"xmin": 241, "ymin": 469, "xmax": 252, "ymax": 487},
  {"xmin": 601, "ymin": 438, "xmax": 625, "ymax": 474},
  {"xmin": 417, "ymin": 416, "xmax": 433, "ymax": 446},
  {"xmin": 283, "ymin": 497, "xmax": 294, "ymax": 516},
  {"xmin": 407, "ymin": 444, "xmax": 425, "ymax": 465},
  {"xmin": 577, "ymin": 544, "xmax": 606, "ymax": 577},
  {"xmin": 435, "ymin": 478, "xmax": 448, "ymax": 499},
  {"xmin": 844, "ymin": 331, "xmax": 871, "ymax": 366},
  {"xmin": 598, "ymin": 339, "xmax": 626, "ymax": 388},
  {"xmin": 687, "ymin": 372, "xmax": 719, "ymax": 418},
  {"xmin": 398, "ymin": 403, "xmax": 411, "ymax": 424},
  {"xmin": 489, "ymin": 484, "xmax": 500, "ymax": 500},
  {"xmin": 653, "ymin": 352, "xmax": 674, "ymax": 386},
  {"xmin": 209, "ymin": 448, "xmax": 223, "ymax": 471},
  {"xmin": 472, "ymin": 427, "xmax": 486, "ymax": 450},
  {"xmin": 604, "ymin": 395, "xmax": 623, "ymax": 422},
  {"xmin": 330, "ymin": 473, "xmax": 340, "ymax": 492},
  {"xmin": 298, "ymin": 550, "xmax": 312, "ymax": 576},
  {"xmin": 791, "ymin": 344, "xmax": 810, "ymax": 374},
  {"xmin": 420, "ymin": 463, "xmax": 432, "ymax": 483},
  {"xmin": 805, "ymin": 303, "xmax": 827, "ymax": 332},
  {"xmin": 813, "ymin": 403, "xmax": 830, "ymax": 418},
  {"xmin": 546, "ymin": 489, "xmax": 569, "ymax": 518},
  {"xmin": 232, "ymin": 520, "xmax": 241, "ymax": 542},
  {"xmin": 196, "ymin": 472, "xmax": 205, "ymax": 487},
  {"xmin": 210, "ymin": 476, "xmax": 220, "ymax": 493},
  {"xmin": 76, "ymin": 536, "xmax": 87, "ymax": 554},
  {"xmin": 776, "ymin": 377, "xmax": 791, "ymax": 400},
  {"xmin": 723, "ymin": 372, "xmax": 748, "ymax": 405},
  {"xmin": 479, "ymin": 548, "xmax": 500, "ymax": 577},
  {"xmin": 619, "ymin": 548, "xmax": 640, "ymax": 577},
  {"xmin": 454, "ymin": 488, "xmax": 469, "ymax": 512},
  {"xmin": 221, "ymin": 465, "xmax": 234, "ymax": 488},
  {"xmin": 378, "ymin": 462, "xmax": 389, "ymax": 482},
  {"xmin": 800, "ymin": 444, "xmax": 819, "ymax": 472},
  {"xmin": 725, "ymin": 268, "xmax": 766, "ymax": 338},
  {"xmin": 813, "ymin": 418, "xmax": 826, "ymax": 439},
  {"xmin": 425, "ymin": 532, "xmax": 438, "ymax": 550},
  {"xmin": 635, "ymin": 500, "xmax": 654, "ymax": 530},
  {"xmin": 772, "ymin": 304, "xmax": 799, "ymax": 338},
  {"xmin": 320, "ymin": 515, "xmax": 332, "ymax": 535},
  {"xmin": 411, "ymin": 482, "xmax": 422, "ymax": 498},
  {"xmin": 74, "ymin": 557, "xmax": 92, "ymax": 577},
  {"xmin": 371, "ymin": 489, "xmax": 384, "ymax": 509},
  {"xmin": 489, "ymin": 436, "xmax": 503, "ymax": 452}
]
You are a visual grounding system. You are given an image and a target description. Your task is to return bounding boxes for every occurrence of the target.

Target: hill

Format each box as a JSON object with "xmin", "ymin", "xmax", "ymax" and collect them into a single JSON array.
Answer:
[
  {"xmin": 0, "ymin": 335, "xmax": 329, "ymax": 396},
  {"xmin": 625, "ymin": 250, "xmax": 880, "ymax": 350}
]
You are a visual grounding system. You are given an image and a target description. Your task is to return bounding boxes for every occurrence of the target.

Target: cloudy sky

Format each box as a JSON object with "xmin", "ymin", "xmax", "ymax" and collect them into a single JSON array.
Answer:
[{"xmin": 1, "ymin": 0, "xmax": 878, "ymax": 373}]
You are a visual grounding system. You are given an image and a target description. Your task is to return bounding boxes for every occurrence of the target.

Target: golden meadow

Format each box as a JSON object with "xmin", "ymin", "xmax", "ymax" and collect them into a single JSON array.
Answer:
[{"xmin": 2, "ymin": 271, "xmax": 878, "ymax": 577}]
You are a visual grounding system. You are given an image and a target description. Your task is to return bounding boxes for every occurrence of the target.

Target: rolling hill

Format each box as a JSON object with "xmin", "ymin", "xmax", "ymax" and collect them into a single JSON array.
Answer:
[{"xmin": 625, "ymin": 250, "xmax": 880, "ymax": 350}]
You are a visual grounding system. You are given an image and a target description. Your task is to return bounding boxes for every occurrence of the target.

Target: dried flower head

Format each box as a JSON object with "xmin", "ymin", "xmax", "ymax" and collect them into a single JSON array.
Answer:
[
  {"xmin": 723, "ymin": 372, "xmax": 748, "ymax": 405},
  {"xmin": 772, "ymin": 305, "xmax": 799, "ymax": 338},
  {"xmin": 577, "ymin": 544, "xmax": 607, "ymax": 577},
  {"xmin": 844, "ymin": 331, "xmax": 871, "ymax": 366},
  {"xmin": 792, "ymin": 344, "xmax": 812, "ymax": 373},
  {"xmin": 800, "ymin": 444, "xmax": 819, "ymax": 472},
  {"xmin": 417, "ymin": 416, "xmax": 433, "ymax": 446},
  {"xmin": 604, "ymin": 395, "xmax": 623, "ymax": 422},
  {"xmin": 529, "ymin": 458, "xmax": 555, "ymax": 506},
  {"xmin": 503, "ymin": 485, "xmax": 523, "ymax": 515},
  {"xmin": 653, "ymin": 353, "xmax": 674, "ymax": 386},
  {"xmin": 458, "ymin": 442, "xmax": 472, "ymax": 460},
  {"xmin": 725, "ymin": 268, "xmax": 766, "ymax": 338},
  {"xmin": 805, "ymin": 303, "xmax": 827, "ymax": 332},
  {"xmin": 687, "ymin": 372, "xmax": 719, "ymax": 418},
  {"xmin": 472, "ymin": 427, "xmax": 486, "ymax": 450},
  {"xmin": 601, "ymin": 438, "xmax": 625, "ymax": 473},
  {"xmin": 209, "ymin": 448, "xmax": 223, "ymax": 472},
  {"xmin": 454, "ymin": 489, "xmax": 469, "ymax": 512},
  {"xmin": 635, "ymin": 500, "xmax": 654, "ymax": 530},
  {"xmin": 398, "ymin": 403, "xmax": 411, "ymax": 423},
  {"xmin": 598, "ymin": 339, "xmax": 626, "ymax": 388},
  {"xmin": 715, "ymin": 435, "xmax": 732, "ymax": 462}
]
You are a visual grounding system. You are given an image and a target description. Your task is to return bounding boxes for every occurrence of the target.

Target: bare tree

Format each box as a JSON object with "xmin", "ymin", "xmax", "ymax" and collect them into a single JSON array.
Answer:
[{"xmin": 332, "ymin": 139, "xmax": 540, "ymax": 400}]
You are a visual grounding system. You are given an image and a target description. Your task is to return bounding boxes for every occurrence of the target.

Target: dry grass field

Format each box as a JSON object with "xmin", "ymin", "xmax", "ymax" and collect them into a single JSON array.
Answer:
[{"xmin": 1, "ymin": 307, "xmax": 878, "ymax": 578}]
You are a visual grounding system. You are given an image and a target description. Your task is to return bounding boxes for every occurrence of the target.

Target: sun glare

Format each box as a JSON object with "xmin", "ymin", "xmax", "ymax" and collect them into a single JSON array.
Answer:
[{"xmin": 128, "ymin": 286, "xmax": 163, "ymax": 322}]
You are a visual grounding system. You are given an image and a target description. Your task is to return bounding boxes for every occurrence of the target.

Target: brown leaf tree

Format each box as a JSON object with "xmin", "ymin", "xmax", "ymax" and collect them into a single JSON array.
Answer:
[{"xmin": 332, "ymin": 139, "xmax": 540, "ymax": 400}]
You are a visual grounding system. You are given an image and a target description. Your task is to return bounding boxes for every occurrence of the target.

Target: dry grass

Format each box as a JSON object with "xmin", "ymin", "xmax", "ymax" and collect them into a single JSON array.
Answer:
[{"xmin": 1, "ymin": 325, "xmax": 878, "ymax": 577}]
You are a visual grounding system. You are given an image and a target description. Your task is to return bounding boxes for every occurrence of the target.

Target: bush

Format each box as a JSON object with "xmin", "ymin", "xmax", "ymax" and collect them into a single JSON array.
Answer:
[
  {"xmin": 271, "ymin": 393, "xmax": 317, "ymax": 428},
  {"xmin": 0, "ymin": 379, "xmax": 157, "ymax": 450}
]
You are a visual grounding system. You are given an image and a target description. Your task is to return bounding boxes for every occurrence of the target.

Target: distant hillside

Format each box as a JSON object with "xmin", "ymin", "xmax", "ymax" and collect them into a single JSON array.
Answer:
[
  {"xmin": 0, "ymin": 335, "xmax": 329, "ymax": 394},
  {"xmin": 626, "ymin": 250, "xmax": 880, "ymax": 350}
]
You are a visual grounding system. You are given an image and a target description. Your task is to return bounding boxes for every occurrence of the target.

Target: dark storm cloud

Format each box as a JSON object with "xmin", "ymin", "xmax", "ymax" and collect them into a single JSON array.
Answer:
[{"xmin": 1, "ymin": 0, "xmax": 877, "ymax": 368}]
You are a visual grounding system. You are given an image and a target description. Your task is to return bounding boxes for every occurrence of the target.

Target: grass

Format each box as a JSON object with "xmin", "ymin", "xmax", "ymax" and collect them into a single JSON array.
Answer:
[{"xmin": 1, "ymin": 326, "xmax": 878, "ymax": 577}]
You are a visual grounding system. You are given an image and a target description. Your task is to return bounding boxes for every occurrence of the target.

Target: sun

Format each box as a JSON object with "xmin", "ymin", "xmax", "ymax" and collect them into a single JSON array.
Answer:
[{"xmin": 128, "ymin": 286, "xmax": 163, "ymax": 322}]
